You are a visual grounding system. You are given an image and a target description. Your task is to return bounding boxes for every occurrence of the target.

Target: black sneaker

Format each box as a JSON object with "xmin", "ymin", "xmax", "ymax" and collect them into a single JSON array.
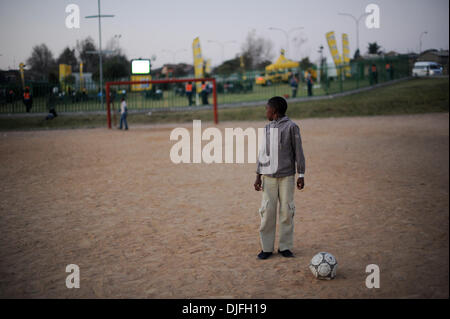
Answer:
[
  {"xmin": 278, "ymin": 249, "xmax": 294, "ymax": 258},
  {"xmin": 257, "ymin": 251, "xmax": 273, "ymax": 260}
]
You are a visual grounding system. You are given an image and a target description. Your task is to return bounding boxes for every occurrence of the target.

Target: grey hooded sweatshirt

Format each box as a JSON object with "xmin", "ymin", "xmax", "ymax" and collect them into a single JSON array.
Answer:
[{"xmin": 256, "ymin": 116, "xmax": 305, "ymax": 178}]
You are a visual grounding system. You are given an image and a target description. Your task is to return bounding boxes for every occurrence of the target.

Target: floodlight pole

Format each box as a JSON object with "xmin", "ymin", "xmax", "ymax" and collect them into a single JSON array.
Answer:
[
  {"xmin": 338, "ymin": 12, "xmax": 369, "ymax": 55},
  {"xmin": 85, "ymin": 0, "xmax": 114, "ymax": 110},
  {"xmin": 419, "ymin": 31, "xmax": 428, "ymax": 54},
  {"xmin": 207, "ymin": 40, "xmax": 237, "ymax": 65},
  {"xmin": 268, "ymin": 27, "xmax": 304, "ymax": 59}
]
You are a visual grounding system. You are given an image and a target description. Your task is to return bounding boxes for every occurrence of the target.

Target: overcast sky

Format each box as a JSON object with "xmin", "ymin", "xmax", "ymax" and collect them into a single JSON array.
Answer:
[{"xmin": 0, "ymin": 0, "xmax": 448, "ymax": 70}]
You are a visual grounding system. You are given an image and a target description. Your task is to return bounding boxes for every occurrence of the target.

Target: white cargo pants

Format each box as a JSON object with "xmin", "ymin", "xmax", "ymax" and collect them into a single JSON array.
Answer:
[{"xmin": 258, "ymin": 175, "xmax": 296, "ymax": 252}]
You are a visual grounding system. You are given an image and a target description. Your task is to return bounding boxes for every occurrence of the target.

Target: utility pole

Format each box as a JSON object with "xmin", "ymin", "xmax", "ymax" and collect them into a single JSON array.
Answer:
[
  {"xmin": 207, "ymin": 40, "xmax": 237, "ymax": 65},
  {"xmin": 419, "ymin": 31, "xmax": 428, "ymax": 54},
  {"xmin": 85, "ymin": 0, "xmax": 114, "ymax": 110},
  {"xmin": 268, "ymin": 27, "xmax": 304, "ymax": 59},
  {"xmin": 338, "ymin": 12, "xmax": 370, "ymax": 55}
]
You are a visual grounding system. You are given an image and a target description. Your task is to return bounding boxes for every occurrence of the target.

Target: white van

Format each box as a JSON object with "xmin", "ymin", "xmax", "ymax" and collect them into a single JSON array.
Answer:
[{"xmin": 412, "ymin": 61, "xmax": 443, "ymax": 77}]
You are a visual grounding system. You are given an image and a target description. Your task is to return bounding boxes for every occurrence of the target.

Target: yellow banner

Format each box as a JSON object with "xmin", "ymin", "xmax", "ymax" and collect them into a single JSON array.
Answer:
[
  {"xmin": 59, "ymin": 64, "xmax": 72, "ymax": 83},
  {"xmin": 79, "ymin": 63, "xmax": 84, "ymax": 89},
  {"xmin": 342, "ymin": 33, "xmax": 351, "ymax": 77},
  {"xmin": 131, "ymin": 75, "xmax": 152, "ymax": 91},
  {"xmin": 19, "ymin": 63, "xmax": 25, "ymax": 89},
  {"xmin": 325, "ymin": 31, "xmax": 341, "ymax": 75},
  {"xmin": 59, "ymin": 64, "xmax": 72, "ymax": 91},
  {"xmin": 205, "ymin": 59, "xmax": 212, "ymax": 74},
  {"xmin": 192, "ymin": 37, "xmax": 204, "ymax": 92}
]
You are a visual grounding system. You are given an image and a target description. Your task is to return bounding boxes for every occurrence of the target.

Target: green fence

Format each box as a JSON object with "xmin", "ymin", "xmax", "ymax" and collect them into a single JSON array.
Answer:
[{"xmin": 0, "ymin": 55, "xmax": 411, "ymax": 114}]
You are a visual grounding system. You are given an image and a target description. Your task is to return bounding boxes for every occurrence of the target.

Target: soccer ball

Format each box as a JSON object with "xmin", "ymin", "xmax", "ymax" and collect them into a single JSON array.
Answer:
[{"xmin": 309, "ymin": 252, "xmax": 338, "ymax": 280}]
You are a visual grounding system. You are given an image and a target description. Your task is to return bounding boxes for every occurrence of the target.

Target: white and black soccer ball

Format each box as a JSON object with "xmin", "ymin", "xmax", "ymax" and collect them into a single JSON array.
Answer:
[{"xmin": 309, "ymin": 252, "xmax": 338, "ymax": 280}]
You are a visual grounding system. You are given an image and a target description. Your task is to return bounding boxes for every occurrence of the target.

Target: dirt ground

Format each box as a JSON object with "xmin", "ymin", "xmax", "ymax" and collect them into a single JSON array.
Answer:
[{"xmin": 0, "ymin": 113, "xmax": 448, "ymax": 299}]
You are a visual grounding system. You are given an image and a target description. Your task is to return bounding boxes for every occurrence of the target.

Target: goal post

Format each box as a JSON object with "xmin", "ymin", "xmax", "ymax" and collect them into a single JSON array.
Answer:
[{"xmin": 105, "ymin": 78, "xmax": 218, "ymax": 129}]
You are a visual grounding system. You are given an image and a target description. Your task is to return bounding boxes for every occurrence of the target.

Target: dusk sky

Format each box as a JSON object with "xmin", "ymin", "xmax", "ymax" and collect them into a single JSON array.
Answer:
[{"xmin": 0, "ymin": 0, "xmax": 448, "ymax": 70}]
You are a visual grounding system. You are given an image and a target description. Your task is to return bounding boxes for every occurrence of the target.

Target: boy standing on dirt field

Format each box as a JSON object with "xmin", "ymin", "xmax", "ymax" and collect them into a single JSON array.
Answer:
[
  {"xmin": 254, "ymin": 96, "xmax": 305, "ymax": 260},
  {"xmin": 119, "ymin": 97, "xmax": 129, "ymax": 130}
]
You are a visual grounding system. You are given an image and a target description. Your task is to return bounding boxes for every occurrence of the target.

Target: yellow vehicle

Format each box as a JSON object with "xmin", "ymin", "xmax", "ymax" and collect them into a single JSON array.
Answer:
[
  {"xmin": 255, "ymin": 50, "xmax": 299, "ymax": 86},
  {"xmin": 255, "ymin": 70, "xmax": 293, "ymax": 86}
]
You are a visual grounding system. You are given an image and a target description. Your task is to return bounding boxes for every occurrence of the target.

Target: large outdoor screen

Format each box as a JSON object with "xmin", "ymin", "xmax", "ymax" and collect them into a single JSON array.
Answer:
[{"xmin": 131, "ymin": 59, "xmax": 150, "ymax": 74}]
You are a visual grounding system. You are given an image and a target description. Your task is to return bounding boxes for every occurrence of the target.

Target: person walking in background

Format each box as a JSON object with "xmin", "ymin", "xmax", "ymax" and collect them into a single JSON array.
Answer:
[
  {"xmin": 290, "ymin": 74, "xmax": 299, "ymax": 98},
  {"xmin": 371, "ymin": 64, "xmax": 378, "ymax": 85},
  {"xmin": 45, "ymin": 88, "xmax": 58, "ymax": 120},
  {"xmin": 185, "ymin": 81, "xmax": 193, "ymax": 106},
  {"xmin": 119, "ymin": 97, "xmax": 128, "ymax": 130},
  {"xmin": 23, "ymin": 86, "xmax": 33, "ymax": 112},
  {"xmin": 306, "ymin": 71, "xmax": 313, "ymax": 97},
  {"xmin": 7, "ymin": 89, "xmax": 14, "ymax": 104},
  {"xmin": 201, "ymin": 81, "xmax": 209, "ymax": 105},
  {"xmin": 385, "ymin": 63, "xmax": 391, "ymax": 81}
]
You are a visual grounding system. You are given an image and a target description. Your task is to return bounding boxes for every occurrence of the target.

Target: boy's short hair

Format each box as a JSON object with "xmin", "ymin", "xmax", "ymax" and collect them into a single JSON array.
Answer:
[{"xmin": 267, "ymin": 96, "xmax": 288, "ymax": 116}]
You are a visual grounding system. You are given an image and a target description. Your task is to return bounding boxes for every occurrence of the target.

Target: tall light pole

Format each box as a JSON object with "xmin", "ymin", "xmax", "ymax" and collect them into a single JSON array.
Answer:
[
  {"xmin": 207, "ymin": 40, "xmax": 237, "ymax": 65},
  {"xmin": 268, "ymin": 27, "xmax": 304, "ymax": 59},
  {"xmin": 318, "ymin": 45, "xmax": 324, "ymax": 83},
  {"xmin": 114, "ymin": 34, "xmax": 122, "ymax": 53},
  {"xmin": 419, "ymin": 31, "xmax": 428, "ymax": 54},
  {"xmin": 85, "ymin": 0, "xmax": 114, "ymax": 110},
  {"xmin": 338, "ymin": 12, "xmax": 369, "ymax": 55}
]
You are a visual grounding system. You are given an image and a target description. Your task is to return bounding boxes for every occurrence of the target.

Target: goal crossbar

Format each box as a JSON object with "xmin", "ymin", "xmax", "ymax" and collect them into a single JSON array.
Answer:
[{"xmin": 105, "ymin": 78, "xmax": 218, "ymax": 129}]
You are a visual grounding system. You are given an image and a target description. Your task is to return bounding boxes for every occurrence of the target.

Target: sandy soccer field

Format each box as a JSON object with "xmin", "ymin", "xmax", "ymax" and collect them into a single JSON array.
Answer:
[{"xmin": 0, "ymin": 112, "xmax": 448, "ymax": 298}]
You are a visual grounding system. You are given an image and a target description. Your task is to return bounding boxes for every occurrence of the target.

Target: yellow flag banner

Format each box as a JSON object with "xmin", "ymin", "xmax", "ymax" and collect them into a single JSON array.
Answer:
[
  {"xmin": 342, "ymin": 33, "xmax": 351, "ymax": 77},
  {"xmin": 19, "ymin": 63, "xmax": 25, "ymax": 89},
  {"xmin": 79, "ymin": 63, "xmax": 84, "ymax": 89},
  {"xmin": 205, "ymin": 59, "xmax": 212, "ymax": 74},
  {"xmin": 192, "ymin": 37, "xmax": 204, "ymax": 93},
  {"xmin": 59, "ymin": 64, "xmax": 72, "ymax": 91},
  {"xmin": 325, "ymin": 31, "xmax": 342, "ymax": 75}
]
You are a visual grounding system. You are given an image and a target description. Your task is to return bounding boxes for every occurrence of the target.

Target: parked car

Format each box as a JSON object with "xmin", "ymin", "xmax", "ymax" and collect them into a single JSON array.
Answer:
[{"xmin": 412, "ymin": 61, "xmax": 443, "ymax": 77}]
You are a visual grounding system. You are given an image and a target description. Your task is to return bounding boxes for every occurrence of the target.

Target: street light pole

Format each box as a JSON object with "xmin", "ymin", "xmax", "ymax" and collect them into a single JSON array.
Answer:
[
  {"xmin": 207, "ymin": 40, "xmax": 237, "ymax": 65},
  {"xmin": 85, "ymin": 0, "xmax": 114, "ymax": 110},
  {"xmin": 338, "ymin": 12, "xmax": 369, "ymax": 55},
  {"xmin": 268, "ymin": 27, "xmax": 304, "ymax": 59},
  {"xmin": 114, "ymin": 34, "xmax": 122, "ymax": 53},
  {"xmin": 318, "ymin": 45, "xmax": 324, "ymax": 83},
  {"xmin": 419, "ymin": 31, "xmax": 428, "ymax": 54}
]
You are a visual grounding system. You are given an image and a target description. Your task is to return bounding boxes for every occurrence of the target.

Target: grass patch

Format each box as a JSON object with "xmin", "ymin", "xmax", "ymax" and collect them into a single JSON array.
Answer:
[{"xmin": 0, "ymin": 77, "xmax": 448, "ymax": 131}]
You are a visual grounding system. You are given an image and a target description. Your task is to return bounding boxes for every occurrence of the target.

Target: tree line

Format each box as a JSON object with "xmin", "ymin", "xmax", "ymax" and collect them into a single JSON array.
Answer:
[
  {"xmin": 24, "ymin": 31, "xmax": 381, "ymax": 81},
  {"xmin": 25, "ymin": 36, "xmax": 129, "ymax": 83}
]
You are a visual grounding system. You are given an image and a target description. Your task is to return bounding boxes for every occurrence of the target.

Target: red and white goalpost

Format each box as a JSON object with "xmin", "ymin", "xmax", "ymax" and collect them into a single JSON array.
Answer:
[{"xmin": 105, "ymin": 78, "xmax": 218, "ymax": 129}]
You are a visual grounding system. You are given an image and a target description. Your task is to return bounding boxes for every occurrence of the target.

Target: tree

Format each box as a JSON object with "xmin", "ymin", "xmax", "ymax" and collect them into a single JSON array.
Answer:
[
  {"xmin": 57, "ymin": 47, "xmax": 78, "ymax": 70},
  {"xmin": 368, "ymin": 42, "xmax": 382, "ymax": 55},
  {"xmin": 105, "ymin": 36, "xmax": 123, "ymax": 56},
  {"xmin": 26, "ymin": 44, "xmax": 56, "ymax": 79},
  {"xmin": 241, "ymin": 30, "xmax": 274, "ymax": 70},
  {"xmin": 213, "ymin": 56, "xmax": 241, "ymax": 75},
  {"xmin": 299, "ymin": 57, "xmax": 313, "ymax": 70},
  {"xmin": 92, "ymin": 54, "xmax": 130, "ymax": 82},
  {"xmin": 353, "ymin": 48, "xmax": 361, "ymax": 59},
  {"xmin": 76, "ymin": 37, "xmax": 98, "ymax": 73}
]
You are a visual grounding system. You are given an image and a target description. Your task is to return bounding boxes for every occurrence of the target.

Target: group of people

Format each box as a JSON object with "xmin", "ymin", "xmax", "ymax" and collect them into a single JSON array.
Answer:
[
  {"xmin": 10, "ymin": 86, "xmax": 57, "ymax": 120},
  {"xmin": 289, "ymin": 71, "xmax": 314, "ymax": 98},
  {"xmin": 185, "ymin": 81, "xmax": 210, "ymax": 106},
  {"xmin": 370, "ymin": 63, "xmax": 395, "ymax": 84},
  {"xmin": 4, "ymin": 86, "xmax": 61, "ymax": 120}
]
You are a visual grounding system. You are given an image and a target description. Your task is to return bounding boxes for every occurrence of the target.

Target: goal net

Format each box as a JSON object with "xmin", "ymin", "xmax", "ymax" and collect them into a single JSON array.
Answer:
[{"xmin": 105, "ymin": 78, "xmax": 218, "ymax": 129}]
